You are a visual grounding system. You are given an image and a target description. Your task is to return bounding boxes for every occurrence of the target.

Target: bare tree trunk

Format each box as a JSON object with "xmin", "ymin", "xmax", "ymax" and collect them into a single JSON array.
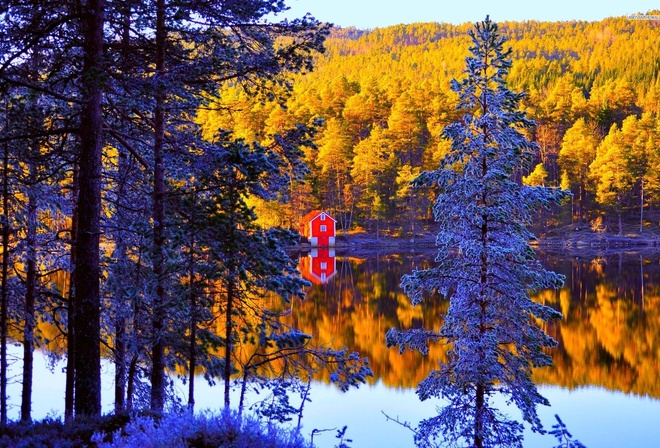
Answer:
[
  {"xmin": 73, "ymin": 0, "xmax": 105, "ymax": 417},
  {"xmin": 224, "ymin": 280, "xmax": 234, "ymax": 408},
  {"xmin": 65, "ymin": 165, "xmax": 78, "ymax": 423},
  {"xmin": 114, "ymin": 2, "xmax": 133, "ymax": 415},
  {"xmin": 0, "ymin": 109, "xmax": 10, "ymax": 427},
  {"xmin": 475, "ymin": 383, "xmax": 485, "ymax": 448},
  {"xmin": 127, "ymin": 246, "xmax": 144, "ymax": 411},
  {"xmin": 238, "ymin": 370, "xmax": 248, "ymax": 416},
  {"xmin": 114, "ymin": 228, "xmax": 127, "ymax": 413},
  {"xmin": 578, "ymin": 183, "xmax": 583, "ymax": 222},
  {"xmin": 126, "ymin": 355, "xmax": 138, "ymax": 410},
  {"xmin": 21, "ymin": 173, "xmax": 37, "ymax": 422},
  {"xmin": 640, "ymin": 177, "xmax": 644, "ymax": 233},
  {"xmin": 114, "ymin": 317, "xmax": 126, "ymax": 413},
  {"xmin": 187, "ymin": 305, "xmax": 196, "ymax": 411},
  {"xmin": 113, "ymin": 215, "xmax": 127, "ymax": 413},
  {"xmin": 187, "ymin": 229, "xmax": 196, "ymax": 411},
  {"xmin": 150, "ymin": 0, "xmax": 167, "ymax": 412}
]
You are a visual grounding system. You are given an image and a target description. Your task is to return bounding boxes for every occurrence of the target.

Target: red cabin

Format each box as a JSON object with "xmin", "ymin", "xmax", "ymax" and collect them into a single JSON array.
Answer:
[
  {"xmin": 300, "ymin": 248, "xmax": 336, "ymax": 285},
  {"xmin": 299, "ymin": 210, "xmax": 336, "ymax": 247}
]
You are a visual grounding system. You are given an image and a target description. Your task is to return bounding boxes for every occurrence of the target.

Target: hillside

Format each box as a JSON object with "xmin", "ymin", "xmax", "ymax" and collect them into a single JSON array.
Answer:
[{"xmin": 198, "ymin": 14, "xmax": 660, "ymax": 236}]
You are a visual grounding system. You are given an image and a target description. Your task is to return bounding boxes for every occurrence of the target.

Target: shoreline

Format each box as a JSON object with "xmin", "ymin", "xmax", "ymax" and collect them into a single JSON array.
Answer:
[{"xmin": 290, "ymin": 229, "xmax": 660, "ymax": 256}]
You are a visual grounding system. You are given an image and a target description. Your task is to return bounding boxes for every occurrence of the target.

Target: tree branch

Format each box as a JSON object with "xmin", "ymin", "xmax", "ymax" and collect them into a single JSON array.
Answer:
[{"xmin": 107, "ymin": 129, "xmax": 149, "ymax": 169}]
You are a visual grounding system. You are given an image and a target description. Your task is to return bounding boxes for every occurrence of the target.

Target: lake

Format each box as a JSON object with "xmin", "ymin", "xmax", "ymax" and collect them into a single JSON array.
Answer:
[{"xmin": 8, "ymin": 247, "xmax": 660, "ymax": 447}]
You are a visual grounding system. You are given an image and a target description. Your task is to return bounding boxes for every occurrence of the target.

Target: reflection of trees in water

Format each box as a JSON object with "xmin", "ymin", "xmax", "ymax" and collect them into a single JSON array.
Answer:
[
  {"xmin": 291, "ymin": 250, "xmax": 660, "ymax": 397},
  {"xmin": 531, "ymin": 251, "xmax": 660, "ymax": 397},
  {"xmin": 292, "ymin": 250, "xmax": 448, "ymax": 387},
  {"xmin": 25, "ymin": 250, "xmax": 660, "ymax": 397}
]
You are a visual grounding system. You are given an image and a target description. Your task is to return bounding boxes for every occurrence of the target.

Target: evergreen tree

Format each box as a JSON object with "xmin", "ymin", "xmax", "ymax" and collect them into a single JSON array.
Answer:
[
  {"xmin": 387, "ymin": 17, "xmax": 569, "ymax": 448},
  {"xmin": 100, "ymin": 0, "xmax": 330, "ymax": 411},
  {"xmin": 316, "ymin": 117, "xmax": 355, "ymax": 231},
  {"xmin": 174, "ymin": 130, "xmax": 370, "ymax": 409},
  {"xmin": 388, "ymin": 91, "xmax": 427, "ymax": 167},
  {"xmin": 558, "ymin": 117, "xmax": 598, "ymax": 221},
  {"xmin": 589, "ymin": 113, "xmax": 658, "ymax": 234},
  {"xmin": 523, "ymin": 163, "xmax": 549, "ymax": 187},
  {"xmin": 351, "ymin": 125, "xmax": 397, "ymax": 231}
]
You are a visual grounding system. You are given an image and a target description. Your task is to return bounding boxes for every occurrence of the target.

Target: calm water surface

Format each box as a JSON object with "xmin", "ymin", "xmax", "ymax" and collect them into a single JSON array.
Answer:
[{"xmin": 8, "ymin": 248, "xmax": 660, "ymax": 447}]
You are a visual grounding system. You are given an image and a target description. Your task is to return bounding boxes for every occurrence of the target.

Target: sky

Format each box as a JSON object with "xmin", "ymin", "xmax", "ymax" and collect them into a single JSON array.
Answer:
[{"xmin": 278, "ymin": 0, "xmax": 660, "ymax": 29}]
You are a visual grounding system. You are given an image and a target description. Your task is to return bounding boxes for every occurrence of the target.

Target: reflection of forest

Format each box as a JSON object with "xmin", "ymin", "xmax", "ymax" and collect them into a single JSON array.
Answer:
[
  {"xmin": 25, "ymin": 250, "xmax": 660, "ymax": 398},
  {"xmin": 293, "ymin": 250, "xmax": 660, "ymax": 397}
]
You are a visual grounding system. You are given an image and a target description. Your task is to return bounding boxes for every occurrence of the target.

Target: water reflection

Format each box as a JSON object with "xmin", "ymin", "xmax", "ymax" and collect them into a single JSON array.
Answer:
[
  {"xmin": 295, "ymin": 249, "xmax": 660, "ymax": 398},
  {"xmin": 8, "ymin": 249, "xmax": 660, "ymax": 446},
  {"xmin": 300, "ymin": 248, "xmax": 337, "ymax": 284},
  {"xmin": 535, "ymin": 251, "xmax": 660, "ymax": 397}
]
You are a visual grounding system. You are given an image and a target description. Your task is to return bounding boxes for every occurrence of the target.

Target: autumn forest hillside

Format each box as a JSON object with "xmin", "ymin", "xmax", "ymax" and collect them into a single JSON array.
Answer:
[{"xmin": 199, "ymin": 14, "xmax": 660, "ymax": 236}]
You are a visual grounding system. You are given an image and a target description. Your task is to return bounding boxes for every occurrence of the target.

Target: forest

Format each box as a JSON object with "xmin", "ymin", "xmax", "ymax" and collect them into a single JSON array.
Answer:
[
  {"xmin": 203, "ymin": 15, "xmax": 660, "ymax": 236},
  {"xmin": 0, "ymin": 0, "xmax": 375, "ymax": 436},
  {"xmin": 0, "ymin": 2, "xmax": 659, "ymax": 446}
]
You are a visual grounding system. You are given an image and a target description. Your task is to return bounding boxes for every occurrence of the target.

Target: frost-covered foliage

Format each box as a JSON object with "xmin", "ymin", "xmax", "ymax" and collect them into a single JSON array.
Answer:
[
  {"xmin": 387, "ymin": 16, "xmax": 570, "ymax": 448},
  {"xmin": 549, "ymin": 415, "xmax": 586, "ymax": 448},
  {"xmin": 0, "ymin": 411, "xmax": 313, "ymax": 448},
  {"xmin": 240, "ymin": 322, "xmax": 372, "ymax": 424},
  {"xmin": 163, "ymin": 130, "xmax": 371, "ymax": 415},
  {"xmin": 91, "ymin": 410, "xmax": 312, "ymax": 448}
]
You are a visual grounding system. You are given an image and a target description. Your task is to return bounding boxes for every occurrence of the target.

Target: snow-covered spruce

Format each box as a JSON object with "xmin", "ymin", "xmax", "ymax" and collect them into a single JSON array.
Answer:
[{"xmin": 387, "ymin": 16, "xmax": 570, "ymax": 448}]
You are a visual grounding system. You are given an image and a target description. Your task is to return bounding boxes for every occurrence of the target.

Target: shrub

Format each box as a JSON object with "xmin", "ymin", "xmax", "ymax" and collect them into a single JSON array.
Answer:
[{"xmin": 92, "ymin": 410, "xmax": 312, "ymax": 448}]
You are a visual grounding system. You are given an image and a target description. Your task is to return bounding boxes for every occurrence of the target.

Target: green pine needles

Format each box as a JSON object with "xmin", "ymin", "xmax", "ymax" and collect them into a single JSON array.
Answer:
[{"xmin": 387, "ymin": 16, "xmax": 571, "ymax": 448}]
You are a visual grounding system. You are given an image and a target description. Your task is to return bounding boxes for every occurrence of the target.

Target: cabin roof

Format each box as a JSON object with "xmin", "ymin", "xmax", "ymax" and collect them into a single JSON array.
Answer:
[{"xmin": 301, "ymin": 210, "xmax": 336, "ymax": 224}]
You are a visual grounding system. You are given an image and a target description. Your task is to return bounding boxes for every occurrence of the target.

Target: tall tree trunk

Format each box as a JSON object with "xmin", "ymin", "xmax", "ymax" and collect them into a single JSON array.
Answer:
[
  {"xmin": 113, "ymin": 186, "xmax": 128, "ymax": 413},
  {"xmin": 224, "ymin": 279, "xmax": 234, "ymax": 408},
  {"xmin": 640, "ymin": 177, "xmax": 644, "ymax": 233},
  {"xmin": 0, "ymin": 108, "xmax": 10, "ymax": 427},
  {"xmin": 150, "ymin": 0, "xmax": 167, "ymax": 412},
  {"xmin": 238, "ymin": 370, "xmax": 248, "ymax": 415},
  {"xmin": 114, "ymin": 2, "xmax": 133, "ymax": 415},
  {"xmin": 474, "ymin": 143, "xmax": 488, "ymax": 448},
  {"xmin": 126, "ymin": 246, "xmax": 144, "ymax": 411},
  {"xmin": 114, "ymin": 315, "xmax": 126, "ymax": 413},
  {"xmin": 126, "ymin": 355, "xmax": 138, "ymax": 410},
  {"xmin": 112, "ymin": 156, "xmax": 129, "ymax": 413},
  {"xmin": 21, "ymin": 176, "xmax": 37, "ymax": 422},
  {"xmin": 73, "ymin": 0, "xmax": 105, "ymax": 417},
  {"xmin": 113, "ymin": 229, "xmax": 127, "ymax": 413},
  {"xmin": 188, "ymin": 293, "xmax": 196, "ymax": 411},
  {"xmin": 187, "ymin": 219, "xmax": 196, "ymax": 411},
  {"xmin": 578, "ymin": 183, "xmax": 583, "ymax": 222},
  {"xmin": 65, "ymin": 165, "xmax": 78, "ymax": 423},
  {"xmin": 475, "ymin": 383, "xmax": 485, "ymax": 448}
]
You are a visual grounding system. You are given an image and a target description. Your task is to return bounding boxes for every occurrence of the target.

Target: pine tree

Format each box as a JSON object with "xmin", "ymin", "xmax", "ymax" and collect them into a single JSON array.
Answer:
[
  {"xmin": 559, "ymin": 117, "xmax": 599, "ymax": 221},
  {"xmin": 173, "ymin": 130, "xmax": 370, "ymax": 410},
  {"xmin": 351, "ymin": 125, "xmax": 397, "ymax": 231},
  {"xmin": 387, "ymin": 17, "xmax": 569, "ymax": 448}
]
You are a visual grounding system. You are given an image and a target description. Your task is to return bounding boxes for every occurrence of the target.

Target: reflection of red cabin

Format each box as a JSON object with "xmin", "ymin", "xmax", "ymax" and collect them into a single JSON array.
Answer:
[
  {"xmin": 300, "ymin": 248, "xmax": 336, "ymax": 284},
  {"xmin": 300, "ymin": 210, "xmax": 336, "ymax": 247}
]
